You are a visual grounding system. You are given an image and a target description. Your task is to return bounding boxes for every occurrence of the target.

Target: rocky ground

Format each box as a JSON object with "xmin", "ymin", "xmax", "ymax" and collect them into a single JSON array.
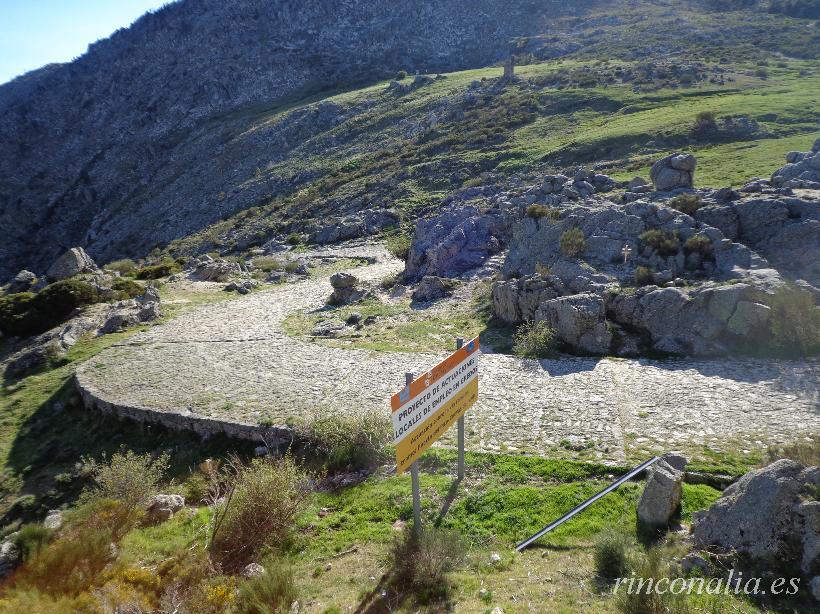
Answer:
[
  {"xmin": 75, "ymin": 243, "xmax": 819, "ymax": 463},
  {"xmin": 409, "ymin": 143, "xmax": 820, "ymax": 358}
]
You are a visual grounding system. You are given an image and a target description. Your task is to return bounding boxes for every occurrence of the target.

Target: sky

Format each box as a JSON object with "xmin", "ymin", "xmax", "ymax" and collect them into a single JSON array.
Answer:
[{"xmin": 0, "ymin": 0, "xmax": 171, "ymax": 85}]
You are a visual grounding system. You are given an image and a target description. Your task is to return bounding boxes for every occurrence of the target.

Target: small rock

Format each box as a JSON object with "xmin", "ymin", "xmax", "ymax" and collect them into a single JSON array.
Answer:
[
  {"xmin": 329, "ymin": 272, "xmax": 358, "ymax": 289},
  {"xmin": 0, "ymin": 538, "xmax": 21, "ymax": 579},
  {"xmin": 489, "ymin": 552, "xmax": 502, "ymax": 565},
  {"xmin": 491, "ymin": 608, "xmax": 504, "ymax": 614},
  {"xmin": 241, "ymin": 563, "xmax": 266, "ymax": 578},
  {"xmin": 43, "ymin": 510, "xmax": 63, "ymax": 531},
  {"xmin": 7, "ymin": 270, "xmax": 36, "ymax": 294},
  {"xmin": 637, "ymin": 459, "xmax": 684, "ymax": 528},
  {"xmin": 392, "ymin": 519, "xmax": 406, "ymax": 531}
]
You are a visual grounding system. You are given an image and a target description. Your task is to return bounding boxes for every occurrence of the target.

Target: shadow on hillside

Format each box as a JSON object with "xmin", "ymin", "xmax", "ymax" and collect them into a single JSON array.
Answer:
[{"xmin": 1, "ymin": 379, "xmax": 253, "ymax": 527}]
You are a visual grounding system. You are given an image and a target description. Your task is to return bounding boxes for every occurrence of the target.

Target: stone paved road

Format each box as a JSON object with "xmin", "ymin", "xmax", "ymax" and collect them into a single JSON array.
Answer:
[{"xmin": 76, "ymin": 244, "xmax": 820, "ymax": 462}]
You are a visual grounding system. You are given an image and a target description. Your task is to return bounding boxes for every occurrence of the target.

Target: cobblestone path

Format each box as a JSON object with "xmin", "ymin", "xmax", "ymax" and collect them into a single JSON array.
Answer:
[{"xmin": 75, "ymin": 244, "xmax": 819, "ymax": 462}]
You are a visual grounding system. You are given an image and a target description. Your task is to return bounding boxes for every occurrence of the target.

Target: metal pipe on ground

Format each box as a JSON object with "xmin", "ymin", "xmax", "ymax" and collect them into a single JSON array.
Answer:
[{"xmin": 515, "ymin": 455, "xmax": 661, "ymax": 552}]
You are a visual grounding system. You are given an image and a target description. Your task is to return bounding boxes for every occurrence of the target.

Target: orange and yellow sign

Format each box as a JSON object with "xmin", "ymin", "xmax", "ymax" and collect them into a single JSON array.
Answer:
[{"xmin": 391, "ymin": 338, "xmax": 479, "ymax": 474}]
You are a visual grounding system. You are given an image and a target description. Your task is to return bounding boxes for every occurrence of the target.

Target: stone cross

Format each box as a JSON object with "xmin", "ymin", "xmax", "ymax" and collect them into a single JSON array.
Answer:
[{"xmin": 622, "ymin": 244, "xmax": 633, "ymax": 264}]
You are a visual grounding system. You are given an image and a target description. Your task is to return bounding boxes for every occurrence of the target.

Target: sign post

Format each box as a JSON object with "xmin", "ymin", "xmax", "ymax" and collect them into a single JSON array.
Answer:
[
  {"xmin": 391, "ymin": 337, "xmax": 480, "ymax": 534},
  {"xmin": 456, "ymin": 338, "xmax": 465, "ymax": 481}
]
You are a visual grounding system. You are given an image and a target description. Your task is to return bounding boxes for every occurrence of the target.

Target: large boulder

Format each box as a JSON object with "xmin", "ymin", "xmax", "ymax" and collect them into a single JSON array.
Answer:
[
  {"xmin": 99, "ymin": 286, "xmax": 162, "ymax": 334},
  {"xmin": 692, "ymin": 459, "xmax": 820, "ymax": 576},
  {"xmin": 186, "ymin": 255, "xmax": 249, "ymax": 282},
  {"xmin": 650, "ymin": 153, "xmax": 696, "ymax": 191},
  {"xmin": 328, "ymin": 272, "xmax": 369, "ymax": 305},
  {"xmin": 312, "ymin": 208, "xmax": 400, "ymax": 244},
  {"xmin": 6, "ymin": 270, "xmax": 37, "ymax": 294},
  {"xmin": 637, "ymin": 458, "xmax": 684, "ymax": 528},
  {"xmin": 534, "ymin": 293, "xmax": 613, "ymax": 355},
  {"xmin": 412, "ymin": 276, "xmax": 454, "ymax": 303},
  {"xmin": 406, "ymin": 206, "xmax": 505, "ymax": 280},
  {"xmin": 0, "ymin": 538, "xmax": 20, "ymax": 579},
  {"xmin": 771, "ymin": 142, "xmax": 820, "ymax": 189},
  {"xmin": 45, "ymin": 247, "xmax": 98, "ymax": 281},
  {"xmin": 146, "ymin": 494, "xmax": 185, "ymax": 524}
]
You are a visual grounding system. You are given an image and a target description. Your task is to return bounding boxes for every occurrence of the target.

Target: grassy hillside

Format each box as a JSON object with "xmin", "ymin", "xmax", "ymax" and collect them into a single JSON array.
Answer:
[{"xmin": 168, "ymin": 54, "xmax": 819, "ymax": 258}]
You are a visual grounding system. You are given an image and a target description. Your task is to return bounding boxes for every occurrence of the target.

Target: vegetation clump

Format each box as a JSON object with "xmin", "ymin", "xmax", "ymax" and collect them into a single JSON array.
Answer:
[
  {"xmin": 105, "ymin": 258, "xmax": 138, "ymax": 276},
  {"xmin": 111, "ymin": 278, "xmax": 145, "ymax": 300},
  {"xmin": 559, "ymin": 228, "xmax": 586, "ymax": 257},
  {"xmin": 667, "ymin": 193, "xmax": 704, "ymax": 216},
  {"xmin": 135, "ymin": 258, "xmax": 181, "ymax": 280},
  {"xmin": 385, "ymin": 234, "xmax": 412, "ymax": 261},
  {"xmin": 526, "ymin": 204, "xmax": 560, "ymax": 220},
  {"xmin": 0, "ymin": 279, "xmax": 101, "ymax": 337},
  {"xmin": 594, "ymin": 528, "xmax": 632, "ymax": 581},
  {"xmin": 294, "ymin": 411, "xmax": 392, "ymax": 471},
  {"xmin": 635, "ymin": 266, "xmax": 655, "ymax": 286},
  {"xmin": 639, "ymin": 229, "xmax": 680, "ymax": 256},
  {"xmin": 389, "ymin": 527, "xmax": 466, "ymax": 604},
  {"xmin": 513, "ymin": 321, "xmax": 558, "ymax": 358},
  {"xmin": 208, "ymin": 456, "xmax": 309, "ymax": 573},
  {"xmin": 683, "ymin": 234, "xmax": 714, "ymax": 257},
  {"xmin": 235, "ymin": 559, "xmax": 298, "ymax": 613}
]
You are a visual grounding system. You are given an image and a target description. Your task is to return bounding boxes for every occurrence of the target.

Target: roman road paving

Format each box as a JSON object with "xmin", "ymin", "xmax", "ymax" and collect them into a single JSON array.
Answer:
[{"xmin": 75, "ymin": 245, "xmax": 819, "ymax": 463}]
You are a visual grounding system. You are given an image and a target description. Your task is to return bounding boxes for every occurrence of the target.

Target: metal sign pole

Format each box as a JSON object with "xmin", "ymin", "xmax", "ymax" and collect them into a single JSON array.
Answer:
[
  {"xmin": 406, "ymin": 371, "xmax": 422, "ymax": 536},
  {"xmin": 455, "ymin": 338, "xmax": 465, "ymax": 481}
]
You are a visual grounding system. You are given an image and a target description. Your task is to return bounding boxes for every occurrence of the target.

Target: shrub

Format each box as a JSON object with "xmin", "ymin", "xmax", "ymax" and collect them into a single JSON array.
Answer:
[
  {"xmin": 755, "ymin": 67, "xmax": 768, "ymax": 79},
  {"xmin": 639, "ymin": 229, "xmax": 679, "ymax": 257},
  {"xmin": 12, "ymin": 499, "xmax": 128, "ymax": 596},
  {"xmin": 295, "ymin": 411, "xmax": 391, "ymax": 471},
  {"xmin": 766, "ymin": 283, "xmax": 820, "ymax": 356},
  {"xmin": 80, "ymin": 450, "xmax": 169, "ymax": 523},
  {"xmin": 692, "ymin": 111, "xmax": 718, "ymax": 134},
  {"xmin": 105, "ymin": 258, "xmax": 137, "ymax": 276},
  {"xmin": 385, "ymin": 234, "xmax": 412, "ymax": 261},
  {"xmin": 251, "ymin": 256, "xmax": 283, "ymax": 273},
  {"xmin": 667, "ymin": 194, "xmax": 704, "ymax": 216},
  {"xmin": 14, "ymin": 524, "xmax": 54, "ymax": 561},
  {"xmin": 395, "ymin": 70, "xmax": 408, "ymax": 80},
  {"xmin": 513, "ymin": 321, "xmax": 558, "ymax": 358},
  {"xmin": 764, "ymin": 434, "xmax": 820, "ymax": 467},
  {"xmin": 526, "ymin": 204, "xmax": 560, "ymax": 220},
  {"xmin": 389, "ymin": 528, "xmax": 466, "ymax": 604},
  {"xmin": 559, "ymin": 228, "xmax": 586, "ymax": 257},
  {"xmin": 683, "ymin": 235, "xmax": 713, "ymax": 257},
  {"xmin": 594, "ymin": 528, "xmax": 632, "ymax": 580},
  {"xmin": 208, "ymin": 456, "xmax": 309, "ymax": 573},
  {"xmin": 235, "ymin": 560, "xmax": 297, "ymax": 614},
  {"xmin": 285, "ymin": 233, "xmax": 302, "ymax": 246},
  {"xmin": 135, "ymin": 258, "xmax": 180, "ymax": 280},
  {"xmin": 0, "ymin": 280, "xmax": 101, "ymax": 337},
  {"xmin": 111, "ymin": 278, "xmax": 144, "ymax": 300},
  {"xmin": 635, "ymin": 266, "xmax": 655, "ymax": 286}
]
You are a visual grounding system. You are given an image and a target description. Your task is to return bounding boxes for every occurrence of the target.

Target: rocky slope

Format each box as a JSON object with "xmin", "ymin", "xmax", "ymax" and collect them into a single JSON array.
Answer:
[
  {"xmin": 0, "ymin": 0, "xmax": 601, "ymax": 281},
  {"xmin": 2, "ymin": 0, "xmax": 819, "ymax": 282},
  {"xmin": 406, "ymin": 143, "xmax": 820, "ymax": 357}
]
